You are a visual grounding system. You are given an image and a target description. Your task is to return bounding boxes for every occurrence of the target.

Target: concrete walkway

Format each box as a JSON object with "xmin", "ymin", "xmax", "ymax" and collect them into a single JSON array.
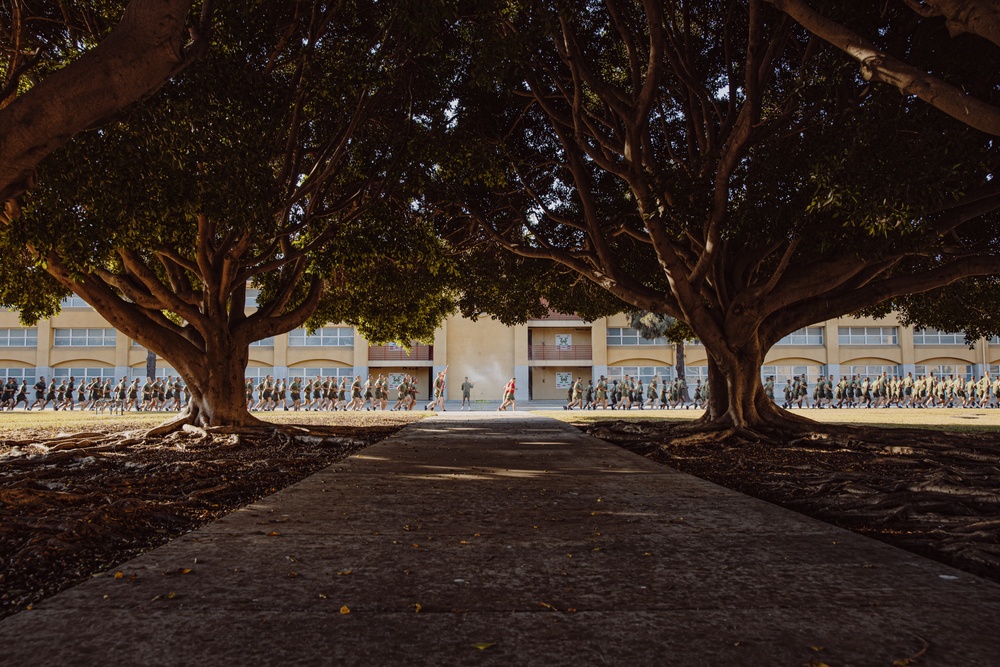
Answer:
[{"xmin": 2, "ymin": 413, "xmax": 999, "ymax": 665}]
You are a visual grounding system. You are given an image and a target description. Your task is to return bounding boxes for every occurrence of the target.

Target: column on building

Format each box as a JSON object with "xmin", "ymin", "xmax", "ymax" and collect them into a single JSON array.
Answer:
[
  {"xmin": 899, "ymin": 324, "xmax": 916, "ymax": 377},
  {"xmin": 824, "ymin": 319, "xmax": 840, "ymax": 380},
  {"xmin": 352, "ymin": 328, "xmax": 368, "ymax": 381},
  {"xmin": 273, "ymin": 332, "xmax": 289, "ymax": 381},
  {"xmin": 33, "ymin": 319, "xmax": 52, "ymax": 380},
  {"xmin": 591, "ymin": 318, "xmax": 608, "ymax": 385},
  {"xmin": 513, "ymin": 323, "xmax": 529, "ymax": 401},
  {"xmin": 114, "ymin": 329, "xmax": 130, "ymax": 380},
  {"xmin": 975, "ymin": 337, "xmax": 987, "ymax": 378}
]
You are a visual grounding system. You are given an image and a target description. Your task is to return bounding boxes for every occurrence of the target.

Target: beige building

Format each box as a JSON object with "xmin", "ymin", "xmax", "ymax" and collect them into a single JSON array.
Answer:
[{"xmin": 2, "ymin": 296, "xmax": 998, "ymax": 401}]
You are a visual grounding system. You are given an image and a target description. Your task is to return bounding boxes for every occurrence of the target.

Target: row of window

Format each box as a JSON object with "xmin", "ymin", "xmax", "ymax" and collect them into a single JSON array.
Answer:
[
  {"xmin": 605, "ymin": 327, "xmax": 983, "ymax": 347},
  {"xmin": 761, "ymin": 364, "xmax": 981, "ymax": 384},
  {"xmin": 0, "ymin": 325, "xmax": 994, "ymax": 349},
  {"xmin": 0, "ymin": 327, "xmax": 353, "ymax": 348},
  {"xmin": 605, "ymin": 328, "xmax": 669, "ymax": 346},
  {"xmin": 5, "ymin": 363, "xmax": 998, "ymax": 389}
]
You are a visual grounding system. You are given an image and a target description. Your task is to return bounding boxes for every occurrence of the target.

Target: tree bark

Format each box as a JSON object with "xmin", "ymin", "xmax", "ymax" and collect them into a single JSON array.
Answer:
[
  {"xmin": 675, "ymin": 340, "xmax": 690, "ymax": 401},
  {"xmin": 699, "ymin": 334, "xmax": 813, "ymax": 434},
  {"xmin": 183, "ymin": 364, "xmax": 262, "ymax": 430},
  {"xmin": 147, "ymin": 333, "xmax": 265, "ymax": 435},
  {"xmin": 145, "ymin": 348, "xmax": 157, "ymax": 382}
]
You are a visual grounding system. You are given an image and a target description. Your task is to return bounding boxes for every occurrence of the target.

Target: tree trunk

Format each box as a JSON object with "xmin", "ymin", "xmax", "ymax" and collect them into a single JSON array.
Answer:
[
  {"xmin": 699, "ymin": 338, "xmax": 812, "ymax": 434},
  {"xmin": 145, "ymin": 349, "xmax": 156, "ymax": 382},
  {"xmin": 147, "ymin": 335, "xmax": 265, "ymax": 435},
  {"xmin": 675, "ymin": 340, "xmax": 690, "ymax": 401}
]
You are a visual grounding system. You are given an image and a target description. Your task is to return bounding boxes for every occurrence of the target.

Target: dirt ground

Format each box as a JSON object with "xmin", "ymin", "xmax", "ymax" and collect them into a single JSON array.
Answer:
[
  {"xmin": 0, "ymin": 412, "xmax": 423, "ymax": 620},
  {"xmin": 570, "ymin": 414, "xmax": 1000, "ymax": 585}
]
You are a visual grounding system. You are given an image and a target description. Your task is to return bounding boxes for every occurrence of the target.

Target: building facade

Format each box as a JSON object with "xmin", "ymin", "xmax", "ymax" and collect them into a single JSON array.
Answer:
[{"xmin": 2, "ymin": 297, "xmax": 998, "ymax": 401}]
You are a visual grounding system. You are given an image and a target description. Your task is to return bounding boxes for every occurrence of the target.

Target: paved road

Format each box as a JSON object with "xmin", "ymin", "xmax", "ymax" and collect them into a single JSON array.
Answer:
[{"xmin": 2, "ymin": 413, "xmax": 998, "ymax": 665}]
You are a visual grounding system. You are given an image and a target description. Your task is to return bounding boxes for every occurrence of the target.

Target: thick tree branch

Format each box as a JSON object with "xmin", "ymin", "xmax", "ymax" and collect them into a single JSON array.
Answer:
[
  {"xmin": 777, "ymin": 255, "xmax": 1000, "ymax": 336},
  {"xmin": 0, "ymin": 0, "xmax": 212, "ymax": 203},
  {"xmin": 44, "ymin": 251, "xmax": 200, "ymax": 363},
  {"xmin": 767, "ymin": 0, "xmax": 1000, "ymax": 135},
  {"xmin": 254, "ymin": 257, "xmax": 307, "ymax": 320},
  {"xmin": 906, "ymin": 0, "xmax": 1000, "ymax": 47},
  {"xmin": 118, "ymin": 248, "xmax": 207, "ymax": 329},
  {"xmin": 239, "ymin": 274, "xmax": 326, "ymax": 343}
]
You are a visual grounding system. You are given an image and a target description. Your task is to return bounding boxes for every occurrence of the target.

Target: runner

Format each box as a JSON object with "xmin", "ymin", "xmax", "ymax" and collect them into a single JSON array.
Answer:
[
  {"xmin": 427, "ymin": 367, "xmax": 448, "ymax": 411},
  {"xmin": 498, "ymin": 377, "xmax": 516, "ymax": 411}
]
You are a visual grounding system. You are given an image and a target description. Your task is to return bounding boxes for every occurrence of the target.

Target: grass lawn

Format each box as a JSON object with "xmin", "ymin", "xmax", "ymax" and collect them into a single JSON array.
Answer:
[
  {"xmin": 0, "ymin": 410, "xmax": 425, "ymax": 446},
  {"xmin": 540, "ymin": 406, "xmax": 1000, "ymax": 433}
]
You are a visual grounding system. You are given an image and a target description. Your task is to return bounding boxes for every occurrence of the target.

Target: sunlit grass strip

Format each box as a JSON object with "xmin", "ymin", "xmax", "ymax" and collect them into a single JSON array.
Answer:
[
  {"xmin": 0, "ymin": 410, "xmax": 427, "ymax": 441},
  {"xmin": 545, "ymin": 407, "xmax": 1000, "ymax": 433}
]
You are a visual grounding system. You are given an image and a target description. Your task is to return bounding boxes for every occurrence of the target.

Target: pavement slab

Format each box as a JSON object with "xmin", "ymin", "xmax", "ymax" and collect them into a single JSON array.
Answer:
[{"xmin": 2, "ymin": 412, "xmax": 998, "ymax": 666}]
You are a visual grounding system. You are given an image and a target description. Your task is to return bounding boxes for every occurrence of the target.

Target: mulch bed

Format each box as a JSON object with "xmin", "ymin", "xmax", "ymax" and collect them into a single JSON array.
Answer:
[
  {"xmin": 578, "ymin": 420, "xmax": 1000, "ymax": 585},
  {"xmin": 0, "ymin": 415, "xmax": 419, "ymax": 620}
]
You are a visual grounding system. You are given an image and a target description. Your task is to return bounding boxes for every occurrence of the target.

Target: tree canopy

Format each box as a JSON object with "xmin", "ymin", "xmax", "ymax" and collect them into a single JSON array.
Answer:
[
  {"xmin": 427, "ymin": 0, "xmax": 999, "ymax": 431},
  {"xmin": 0, "ymin": 0, "xmax": 457, "ymax": 429}
]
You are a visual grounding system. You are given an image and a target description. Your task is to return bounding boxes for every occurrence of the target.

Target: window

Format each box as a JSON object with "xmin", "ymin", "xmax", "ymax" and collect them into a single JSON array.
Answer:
[
  {"xmin": 774, "ymin": 327, "xmax": 824, "ymax": 346},
  {"xmin": 682, "ymin": 366, "xmax": 710, "ymax": 382},
  {"xmin": 243, "ymin": 367, "xmax": 277, "ymax": 384},
  {"xmin": 606, "ymin": 366, "xmax": 674, "ymax": 387},
  {"xmin": 60, "ymin": 295, "xmax": 91, "ymax": 308},
  {"xmin": 53, "ymin": 328, "xmax": 116, "ymax": 347},
  {"xmin": 245, "ymin": 289, "xmax": 261, "ymax": 308},
  {"xmin": 0, "ymin": 367, "xmax": 35, "ymax": 384},
  {"xmin": 53, "ymin": 367, "xmax": 117, "ymax": 382},
  {"xmin": 288, "ymin": 367, "xmax": 354, "ymax": 381},
  {"xmin": 0, "ymin": 328, "xmax": 37, "ymax": 347},
  {"xmin": 288, "ymin": 327, "xmax": 354, "ymax": 346},
  {"xmin": 606, "ymin": 328, "xmax": 667, "ymax": 346},
  {"xmin": 914, "ymin": 365, "xmax": 973, "ymax": 381},
  {"xmin": 990, "ymin": 336, "xmax": 1000, "ymax": 345},
  {"xmin": 842, "ymin": 365, "xmax": 903, "ymax": 379},
  {"xmin": 838, "ymin": 327, "xmax": 898, "ymax": 345},
  {"xmin": 250, "ymin": 337, "xmax": 275, "ymax": 347},
  {"xmin": 762, "ymin": 365, "xmax": 827, "ymax": 387},
  {"xmin": 129, "ymin": 367, "xmax": 177, "ymax": 379},
  {"xmin": 913, "ymin": 328, "xmax": 966, "ymax": 345}
]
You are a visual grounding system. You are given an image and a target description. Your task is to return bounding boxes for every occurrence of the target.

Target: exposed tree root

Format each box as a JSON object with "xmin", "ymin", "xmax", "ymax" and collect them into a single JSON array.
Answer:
[{"xmin": 0, "ymin": 415, "xmax": 419, "ymax": 620}]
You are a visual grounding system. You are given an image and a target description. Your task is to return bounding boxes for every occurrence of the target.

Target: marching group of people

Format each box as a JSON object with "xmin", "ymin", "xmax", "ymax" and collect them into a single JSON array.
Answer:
[
  {"xmin": 770, "ymin": 371, "xmax": 1000, "ymax": 409},
  {"xmin": 245, "ymin": 367, "xmax": 462, "ymax": 412},
  {"xmin": 0, "ymin": 375, "xmax": 186, "ymax": 412},
  {"xmin": 6, "ymin": 369, "xmax": 1000, "ymax": 412},
  {"xmin": 561, "ymin": 375, "xmax": 710, "ymax": 411}
]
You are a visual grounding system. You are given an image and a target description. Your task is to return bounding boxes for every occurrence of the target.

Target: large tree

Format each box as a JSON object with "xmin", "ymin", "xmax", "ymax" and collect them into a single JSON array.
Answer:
[
  {"xmin": 0, "ymin": 0, "xmax": 456, "ymax": 432},
  {"xmin": 0, "ymin": 0, "xmax": 210, "ymax": 212},
  {"xmin": 431, "ymin": 0, "xmax": 999, "ymax": 432}
]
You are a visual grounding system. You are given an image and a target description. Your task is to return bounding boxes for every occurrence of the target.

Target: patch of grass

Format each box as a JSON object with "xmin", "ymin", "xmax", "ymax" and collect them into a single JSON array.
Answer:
[
  {"xmin": 545, "ymin": 407, "xmax": 1000, "ymax": 433},
  {"xmin": 0, "ymin": 410, "xmax": 426, "ymax": 445}
]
